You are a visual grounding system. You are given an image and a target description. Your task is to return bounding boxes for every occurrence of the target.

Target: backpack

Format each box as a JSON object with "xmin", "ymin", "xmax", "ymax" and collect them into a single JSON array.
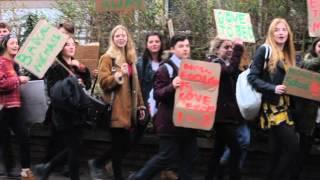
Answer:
[
  {"xmin": 236, "ymin": 44, "xmax": 271, "ymax": 120},
  {"xmin": 147, "ymin": 60, "xmax": 178, "ymax": 118}
]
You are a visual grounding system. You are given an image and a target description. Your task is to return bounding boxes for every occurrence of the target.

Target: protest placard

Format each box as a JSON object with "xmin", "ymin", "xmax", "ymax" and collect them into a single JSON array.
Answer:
[
  {"xmin": 168, "ymin": 19, "xmax": 175, "ymax": 38},
  {"xmin": 96, "ymin": 0, "xmax": 144, "ymax": 12},
  {"xmin": 214, "ymin": 9, "xmax": 255, "ymax": 43},
  {"xmin": 15, "ymin": 20, "xmax": 69, "ymax": 78},
  {"xmin": 283, "ymin": 67, "xmax": 320, "ymax": 102},
  {"xmin": 173, "ymin": 59, "xmax": 221, "ymax": 130},
  {"xmin": 307, "ymin": 0, "xmax": 320, "ymax": 37},
  {"xmin": 75, "ymin": 42, "xmax": 100, "ymax": 72}
]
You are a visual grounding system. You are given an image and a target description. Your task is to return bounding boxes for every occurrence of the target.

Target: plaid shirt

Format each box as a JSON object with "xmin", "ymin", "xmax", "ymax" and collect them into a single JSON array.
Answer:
[{"xmin": 0, "ymin": 56, "xmax": 21, "ymax": 108}]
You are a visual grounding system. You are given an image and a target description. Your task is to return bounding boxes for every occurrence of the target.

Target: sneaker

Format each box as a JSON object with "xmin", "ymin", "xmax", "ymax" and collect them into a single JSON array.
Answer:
[
  {"xmin": 88, "ymin": 159, "xmax": 106, "ymax": 180},
  {"xmin": 21, "ymin": 170, "xmax": 35, "ymax": 180}
]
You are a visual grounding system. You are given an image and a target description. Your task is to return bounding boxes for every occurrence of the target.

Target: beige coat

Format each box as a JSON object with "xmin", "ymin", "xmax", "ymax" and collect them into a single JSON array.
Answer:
[{"xmin": 99, "ymin": 54, "xmax": 144, "ymax": 129}]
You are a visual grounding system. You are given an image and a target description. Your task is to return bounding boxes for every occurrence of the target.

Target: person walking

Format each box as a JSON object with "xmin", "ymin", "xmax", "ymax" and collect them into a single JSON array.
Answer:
[
  {"xmin": 247, "ymin": 18, "xmax": 299, "ymax": 180},
  {"xmin": 88, "ymin": 25, "xmax": 146, "ymax": 180}
]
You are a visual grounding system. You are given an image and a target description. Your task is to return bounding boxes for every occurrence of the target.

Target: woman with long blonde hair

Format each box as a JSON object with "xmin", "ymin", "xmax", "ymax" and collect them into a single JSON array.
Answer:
[
  {"xmin": 248, "ymin": 18, "xmax": 299, "ymax": 180},
  {"xmin": 88, "ymin": 25, "xmax": 145, "ymax": 180}
]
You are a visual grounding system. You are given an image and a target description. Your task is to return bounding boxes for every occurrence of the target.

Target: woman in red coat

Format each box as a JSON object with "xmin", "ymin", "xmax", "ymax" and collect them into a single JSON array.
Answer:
[{"xmin": 0, "ymin": 34, "xmax": 34, "ymax": 180}]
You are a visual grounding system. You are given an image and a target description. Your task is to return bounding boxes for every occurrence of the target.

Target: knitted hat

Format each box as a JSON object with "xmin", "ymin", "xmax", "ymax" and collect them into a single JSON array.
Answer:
[{"xmin": 0, "ymin": 33, "xmax": 17, "ymax": 55}]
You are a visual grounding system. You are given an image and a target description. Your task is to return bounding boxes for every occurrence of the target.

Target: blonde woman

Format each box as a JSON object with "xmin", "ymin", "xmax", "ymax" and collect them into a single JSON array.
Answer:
[
  {"xmin": 247, "ymin": 18, "xmax": 299, "ymax": 180},
  {"xmin": 88, "ymin": 25, "xmax": 145, "ymax": 180}
]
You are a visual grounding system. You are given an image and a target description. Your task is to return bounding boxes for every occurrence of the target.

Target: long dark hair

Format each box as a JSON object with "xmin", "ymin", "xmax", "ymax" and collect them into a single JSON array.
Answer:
[
  {"xmin": 309, "ymin": 37, "xmax": 320, "ymax": 57},
  {"xmin": 142, "ymin": 32, "xmax": 164, "ymax": 73}
]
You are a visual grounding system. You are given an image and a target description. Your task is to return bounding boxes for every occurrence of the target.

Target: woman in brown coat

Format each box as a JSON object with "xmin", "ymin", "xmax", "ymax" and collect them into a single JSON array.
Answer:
[{"xmin": 88, "ymin": 25, "xmax": 145, "ymax": 180}]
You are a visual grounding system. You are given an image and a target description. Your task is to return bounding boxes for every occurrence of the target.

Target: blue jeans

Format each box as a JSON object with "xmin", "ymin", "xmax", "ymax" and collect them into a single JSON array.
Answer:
[
  {"xmin": 220, "ymin": 123, "xmax": 250, "ymax": 167},
  {"xmin": 131, "ymin": 135, "xmax": 197, "ymax": 180}
]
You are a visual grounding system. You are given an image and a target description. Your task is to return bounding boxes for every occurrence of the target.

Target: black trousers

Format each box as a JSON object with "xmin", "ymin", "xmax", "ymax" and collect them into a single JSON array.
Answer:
[
  {"xmin": 267, "ymin": 122, "xmax": 299, "ymax": 180},
  {"xmin": 205, "ymin": 123, "xmax": 242, "ymax": 180},
  {"xmin": 95, "ymin": 128, "xmax": 131, "ymax": 180},
  {"xmin": 290, "ymin": 132, "xmax": 313, "ymax": 180},
  {"xmin": 0, "ymin": 108, "xmax": 31, "ymax": 169},
  {"xmin": 46, "ymin": 127, "xmax": 82, "ymax": 180}
]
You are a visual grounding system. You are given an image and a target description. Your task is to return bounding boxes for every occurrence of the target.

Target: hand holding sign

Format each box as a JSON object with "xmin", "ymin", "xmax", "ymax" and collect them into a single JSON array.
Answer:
[
  {"xmin": 284, "ymin": 67, "xmax": 320, "ymax": 102},
  {"xmin": 173, "ymin": 60, "xmax": 221, "ymax": 130},
  {"xmin": 172, "ymin": 76, "xmax": 181, "ymax": 89}
]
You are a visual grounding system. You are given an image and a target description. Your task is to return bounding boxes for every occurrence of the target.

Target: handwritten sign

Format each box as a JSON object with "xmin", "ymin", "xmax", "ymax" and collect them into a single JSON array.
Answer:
[
  {"xmin": 283, "ymin": 67, "xmax": 320, "ymax": 102},
  {"xmin": 307, "ymin": 0, "xmax": 320, "ymax": 37},
  {"xmin": 15, "ymin": 20, "xmax": 68, "ymax": 78},
  {"xmin": 173, "ymin": 60, "xmax": 221, "ymax": 130},
  {"xmin": 168, "ymin": 19, "xmax": 175, "ymax": 39},
  {"xmin": 75, "ymin": 42, "xmax": 100, "ymax": 72},
  {"xmin": 96, "ymin": 0, "xmax": 144, "ymax": 12},
  {"xmin": 214, "ymin": 9, "xmax": 255, "ymax": 43}
]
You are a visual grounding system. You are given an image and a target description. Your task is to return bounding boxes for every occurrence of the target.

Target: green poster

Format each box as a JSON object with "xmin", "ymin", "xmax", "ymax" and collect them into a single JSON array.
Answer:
[
  {"xmin": 15, "ymin": 20, "xmax": 68, "ymax": 78},
  {"xmin": 214, "ymin": 9, "xmax": 255, "ymax": 43}
]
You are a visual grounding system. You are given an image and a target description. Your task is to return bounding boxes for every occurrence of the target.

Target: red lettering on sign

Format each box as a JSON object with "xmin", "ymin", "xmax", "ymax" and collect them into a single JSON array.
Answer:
[
  {"xmin": 199, "ymin": 113, "xmax": 213, "ymax": 127},
  {"xmin": 180, "ymin": 71, "xmax": 220, "ymax": 87},
  {"xmin": 312, "ymin": 22, "xmax": 320, "ymax": 32},
  {"xmin": 179, "ymin": 88, "xmax": 214, "ymax": 110},
  {"xmin": 175, "ymin": 111, "xmax": 214, "ymax": 128},
  {"xmin": 183, "ymin": 63, "xmax": 213, "ymax": 74},
  {"xmin": 310, "ymin": 82, "xmax": 320, "ymax": 97},
  {"xmin": 311, "ymin": 10, "xmax": 320, "ymax": 17},
  {"xmin": 180, "ymin": 81, "xmax": 192, "ymax": 90},
  {"xmin": 309, "ymin": 0, "xmax": 320, "ymax": 9},
  {"xmin": 177, "ymin": 111, "xmax": 183, "ymax": 124},
  {"xmin": 185, "ymin": 102, "xmax": 215, "ymax": 112}
]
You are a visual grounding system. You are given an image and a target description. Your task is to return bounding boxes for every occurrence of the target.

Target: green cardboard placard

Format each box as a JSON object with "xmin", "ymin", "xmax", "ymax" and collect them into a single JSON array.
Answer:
[
  {"xmin": 96, "ymin": 0, "xmax": 144, "ymax": 12},
  {"xmin": 214, "ymin": 9, "xmax": 255, "ymax": 43},
  {"xmin": 173, "ymin": 59, "xmax": 221, "ymax": 130},
  {"xmin": 15, "ymin": 20, "xmax": 69, "ymax": 78},
  {"xmin": 283, "ymin": 67, "xmax": 320, "ymax": 102},
  {"xmin": 307, "ymin": 0, "xmax": 320, "ymax": 37}
]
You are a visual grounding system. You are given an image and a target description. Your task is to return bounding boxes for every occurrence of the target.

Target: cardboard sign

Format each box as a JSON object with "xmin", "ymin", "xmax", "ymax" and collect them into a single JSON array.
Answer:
[
  {"xmin": 75, "ymin": 42, "xmax": 100, "ymax": 72},
  {"xmin": 168, "ymin": 19, "xmax": 175, "ymax": 38},
  {"xmin": 283, "ymin": 67, "xmax": 320, "ymax": 102},
  {"xmin": 96, "ymin": 0, "xmax": 144, "ymax": 12},
  {"xmin": 214, "ymin": 9, "xmax": 255, "ymax": 43},
  {"xmin": 307, "ymin": 0, "xmax": 320, "ymax": 37},
  {"xmin": 18, "ymin": 80, "xmax": 48, "ymax": 124},
  {"xmin": 15, "ymin": 20, "xmax": 69, "ymax": 78},
  {"xmin": 173, "ymin": 60, "xmax": 221, "ymax": 130}
]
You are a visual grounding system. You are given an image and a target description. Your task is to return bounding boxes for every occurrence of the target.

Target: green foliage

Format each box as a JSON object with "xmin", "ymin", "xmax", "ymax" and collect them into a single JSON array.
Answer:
[
  {"xmin": 20, "ymin": 13, "xmax": 41, "ymax": 45},
  {"xmin": 52, "ymin": 0, "xmax": 310, "ymax": 57}
]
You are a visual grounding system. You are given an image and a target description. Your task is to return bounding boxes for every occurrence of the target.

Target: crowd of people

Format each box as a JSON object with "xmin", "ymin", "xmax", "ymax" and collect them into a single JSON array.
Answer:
[{"xmin": 0, "ymin": 16, "xmax": 320, "ymax": 180}]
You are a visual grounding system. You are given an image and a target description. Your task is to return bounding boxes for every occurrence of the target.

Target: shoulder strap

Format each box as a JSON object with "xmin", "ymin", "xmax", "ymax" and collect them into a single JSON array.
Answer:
[
  {"xmin": 249, "ymin": 44, "xmax": 272, "ymax": 69},
  {"xmin": 91, "ymin": 58, "xmax": 115, "ymax": 95},
  {"xmin": 261, "ymin": 44, "xmax": 272, "ymax": 61},
  {"xmin": 164, "ymin": 60, "xmax": 178, "ymax": 79}
]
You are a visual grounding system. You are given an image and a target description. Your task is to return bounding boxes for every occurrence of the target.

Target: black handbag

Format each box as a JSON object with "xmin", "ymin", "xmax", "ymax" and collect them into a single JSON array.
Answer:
[
  {"xmin": 87, "ymin": 58, "xmax": 116, "ymax": 129},
  {"xmin": 87, "ymin": 93, "xmax": 114, "ymax": 128}
]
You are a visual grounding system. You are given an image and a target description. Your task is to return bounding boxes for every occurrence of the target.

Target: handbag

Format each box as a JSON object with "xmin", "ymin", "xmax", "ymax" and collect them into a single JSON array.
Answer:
[
  {"xmin": 236, "ymin": 68, "xmax": 262, "ymax": 120},
  {"xmin": 87, "ymin": 58, "xmax": 116, "ymax": 129},
  {"xmin": 236, "ymin": 44, "xmax": 271, "ymax": 120}
]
